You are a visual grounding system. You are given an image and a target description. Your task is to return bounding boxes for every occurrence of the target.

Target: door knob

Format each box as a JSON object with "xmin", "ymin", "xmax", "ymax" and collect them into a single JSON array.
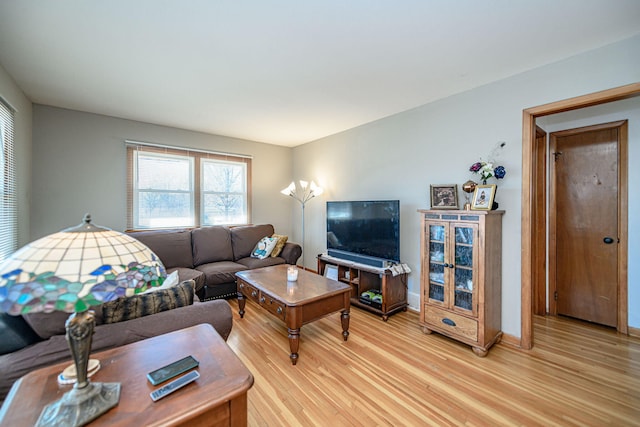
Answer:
[{"xmin": 603, "ymin": 237, "xmax": 615, "ymax": 244}]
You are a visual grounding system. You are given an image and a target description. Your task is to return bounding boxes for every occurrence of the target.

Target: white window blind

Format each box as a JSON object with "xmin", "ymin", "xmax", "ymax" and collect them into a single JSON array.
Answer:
[
  {"xmin": 126, "ymin": 141, "xmax": 252, "ymax": 229},
  {"xmin": 0, "ymin": 98, "xmax": 17, "ymax": 262}
]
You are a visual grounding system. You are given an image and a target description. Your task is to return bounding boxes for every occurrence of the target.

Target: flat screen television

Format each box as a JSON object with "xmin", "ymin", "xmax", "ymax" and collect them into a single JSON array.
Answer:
[{"xmin": 326, "ymin": 200, "xmax": 400, "ymax": 265}]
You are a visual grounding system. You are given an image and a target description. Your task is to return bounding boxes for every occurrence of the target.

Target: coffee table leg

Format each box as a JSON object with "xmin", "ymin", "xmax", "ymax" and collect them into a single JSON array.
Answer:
[
  {"xmin": 238, "ymin": 292, "xmax": 246, "ymax": 318},
  {"xmin": 287, "ymin": 328, "xmax": 300, "ymax": 365},
  {"xmin": 341, "ymin": 310, "xmax": 350, "ymax": 341}
]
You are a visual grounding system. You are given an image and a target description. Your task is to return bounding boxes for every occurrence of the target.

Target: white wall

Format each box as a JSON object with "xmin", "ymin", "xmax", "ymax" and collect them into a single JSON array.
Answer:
[
  {"xmin": 538, "ymin": 97, "xmax": 640, "ymax": 328},
  {"xmin": 31, "ymin": 106, "xmax": 294, "ymax": 239},
  {"xmin": 292, "ymin": 35, "xmax": 640, "ymax": 338},
  {"xmin": 0, "ymin": 64, "xmax": 32, "ymax": 247}
]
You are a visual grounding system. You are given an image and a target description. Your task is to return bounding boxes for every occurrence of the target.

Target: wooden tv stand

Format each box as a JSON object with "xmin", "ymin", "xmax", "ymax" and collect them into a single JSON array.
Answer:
[{"xmin": 317, "ymin": 254, "xmax": 408, "ymax": 321}]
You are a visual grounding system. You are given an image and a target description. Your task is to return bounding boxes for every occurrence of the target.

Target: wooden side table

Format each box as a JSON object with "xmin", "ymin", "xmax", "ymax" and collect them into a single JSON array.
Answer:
[{"xmin": 0, "ymin": 324, "xmax": 253, "ymax": 426}]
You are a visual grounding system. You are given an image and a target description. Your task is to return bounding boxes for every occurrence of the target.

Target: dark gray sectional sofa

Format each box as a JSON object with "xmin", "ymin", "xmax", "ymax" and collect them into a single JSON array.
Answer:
[
  {"xmin": 128, "ymin": 224, "xmax": 301, "ymax": 301},
  {"xmin": 0, "ymin": 224, "xmax": 299, "ymax": 404}
]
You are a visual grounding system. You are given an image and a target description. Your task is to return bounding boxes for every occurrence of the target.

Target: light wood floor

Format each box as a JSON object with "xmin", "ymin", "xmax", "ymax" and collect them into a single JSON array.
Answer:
[{"xmin": 225, "ymin": 299, "xmax": 640, "ymax": 426}]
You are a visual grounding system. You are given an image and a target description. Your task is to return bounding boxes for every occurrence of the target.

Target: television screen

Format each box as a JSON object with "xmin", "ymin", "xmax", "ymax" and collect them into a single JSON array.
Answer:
[{"xmin": 326, "ymin": 200, "xmax": 400, "ymax": 262}]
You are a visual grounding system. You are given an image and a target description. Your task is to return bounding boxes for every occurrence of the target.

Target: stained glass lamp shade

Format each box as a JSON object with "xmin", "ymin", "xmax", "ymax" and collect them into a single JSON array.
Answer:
[{"xmin": 0, "ymin": 214, "xmax": 167, "ymax": 427}]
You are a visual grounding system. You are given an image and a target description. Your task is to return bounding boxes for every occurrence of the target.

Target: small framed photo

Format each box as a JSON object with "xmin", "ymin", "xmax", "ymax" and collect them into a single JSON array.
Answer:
[
  {"xmin": 430, "ymin": 184, "xmax": 459, "ymax": 210},
  {"xmin": 324, "ymin": 265, "xmax": 339, "ymax": 281},
  {"xmin": 471, "ymin": 184, "xmax": 496, "ymax": 210}
]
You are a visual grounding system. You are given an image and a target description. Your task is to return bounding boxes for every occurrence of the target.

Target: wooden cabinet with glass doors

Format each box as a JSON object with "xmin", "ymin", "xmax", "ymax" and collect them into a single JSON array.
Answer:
[{"xmin": 418, "ymin": 210, "xmax": 503, "ymax": 356}]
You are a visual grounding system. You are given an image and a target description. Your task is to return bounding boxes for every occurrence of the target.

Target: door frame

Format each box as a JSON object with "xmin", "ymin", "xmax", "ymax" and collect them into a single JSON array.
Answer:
[
  {"xmin": 521, "ymin": 82, "xmax": 640, "ymax": 350},
  {"xmin": 548, "ymin": 120, "xmax": 627, "ymax": 323},
  {"xmin": 532, "ymin": 126, "xmax": 547, "ymax": 316}
]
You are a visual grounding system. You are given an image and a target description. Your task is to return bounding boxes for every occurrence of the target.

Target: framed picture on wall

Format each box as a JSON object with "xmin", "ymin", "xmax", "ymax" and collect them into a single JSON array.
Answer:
[
  {"xmin": 471, "ymin": 184, "xmax": 496, "ymax": 210},
  {"xmin": 430, "ymin": 184, "xmax": 459, "ymax": 209}
]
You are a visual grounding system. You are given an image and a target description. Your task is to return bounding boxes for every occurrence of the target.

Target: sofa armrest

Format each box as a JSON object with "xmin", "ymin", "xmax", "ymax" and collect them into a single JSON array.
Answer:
[{"xmin": 279, "ymin": 242, "xmax": 302, "ymax": 266}]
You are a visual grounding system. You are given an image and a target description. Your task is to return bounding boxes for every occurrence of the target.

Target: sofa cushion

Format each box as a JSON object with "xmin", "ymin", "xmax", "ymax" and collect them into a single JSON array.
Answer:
[
  {"xmin": 128, "ymin": 229, "xmax": 194, "ymax": 269},
  {"xmin": 191, "ymin": 226, "xmax": 233, "ymax": 266},
  {"xmin": 23, "ymin": 310, "xmax": 74, "ymax": 340},
  {"xmin": 101, "ymin": 281, "xmax": 195, "ymax": 324},
  {"xmin": 169, "ymin": 267, "xmax": 205, "ymax": 292},
  {"xmin": 236, "ymin": 256, "xmax": 286, "ymax": 269},
  {"xmin": 231, "ymin": 224, "xmax": 275, "ymax": 261},
  {"xmin": 196, "ymin": 261, "xmax": 247, "ymax": 286}
]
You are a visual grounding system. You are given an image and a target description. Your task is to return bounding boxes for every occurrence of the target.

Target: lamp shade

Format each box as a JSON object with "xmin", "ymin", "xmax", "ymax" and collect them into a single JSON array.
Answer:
[
  {"xmin": 0, "ymin": 215, "xmax": 166, "ymax": 316},
  {"xmin": 280, "ymin": 180, "xmax": 323, "ymax": 204}
]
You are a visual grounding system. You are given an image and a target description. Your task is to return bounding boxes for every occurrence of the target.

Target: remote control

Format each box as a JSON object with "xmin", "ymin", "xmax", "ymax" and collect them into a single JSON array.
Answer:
[
  {"xmin": 150, "ymin": 370, "xmax": 200, "ymax": 402},
  {"xmin": 147, "ymin": 355, "xmax": 199, "ymax": 385}
]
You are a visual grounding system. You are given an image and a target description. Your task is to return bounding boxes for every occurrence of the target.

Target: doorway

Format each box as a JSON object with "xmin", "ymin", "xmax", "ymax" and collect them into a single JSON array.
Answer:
[
  {"xmin": 521, "ymin": 82, "xmax": 640, "ymax": 350},
  {"xmin": 549, "ymin": 121, "xmax": 626, "ymax": 328}
]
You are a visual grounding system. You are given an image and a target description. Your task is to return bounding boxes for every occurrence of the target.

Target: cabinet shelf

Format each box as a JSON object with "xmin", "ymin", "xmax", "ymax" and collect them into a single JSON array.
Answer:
[{"xmin": 317, "ymin": 255, "xmax": 408, "ymax": 321}]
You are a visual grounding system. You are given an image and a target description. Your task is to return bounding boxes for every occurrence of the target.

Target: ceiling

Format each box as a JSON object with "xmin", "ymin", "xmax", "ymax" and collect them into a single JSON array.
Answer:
[{"xmin": 1, "ymin": 1, "xmax": 639, "ymax": 147}]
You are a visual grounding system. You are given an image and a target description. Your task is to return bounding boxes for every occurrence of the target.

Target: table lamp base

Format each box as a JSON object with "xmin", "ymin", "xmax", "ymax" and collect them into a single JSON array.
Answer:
[{"xmin": 36, "ymin": 381, "xmax": 121, "ymax": 427}]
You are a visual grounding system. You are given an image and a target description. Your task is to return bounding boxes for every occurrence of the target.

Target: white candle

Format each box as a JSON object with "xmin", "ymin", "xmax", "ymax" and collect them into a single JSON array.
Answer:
[{"xmin": 287, "ymin": 266, "xmax": 298, "ymax": 281}]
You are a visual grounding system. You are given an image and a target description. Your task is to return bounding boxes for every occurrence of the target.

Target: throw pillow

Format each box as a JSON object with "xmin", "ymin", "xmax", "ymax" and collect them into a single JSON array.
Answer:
[
  {"xmin": 251, "ymin": 236, "xmax": 277, "ymax": 260},
  {"xmin": 140, "ymin": 271, "xmax": 179, "ymax": 294},
  {"xmin": 23, "ymin": 305, "xmax": 105, "ymax": 340},
  {"xmin": 270, "ymin": 234, "xmax": 288, "ymax": 257},
  {"xmin": 101, "ymin": 280, "xmax": 194, "ymax": 324}
]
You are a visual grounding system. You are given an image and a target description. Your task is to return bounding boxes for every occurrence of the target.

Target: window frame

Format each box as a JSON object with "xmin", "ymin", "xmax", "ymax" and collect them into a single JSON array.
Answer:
[
  {"xmin": 126, "ymin": 142, "xmax": 252, "ymax": 230},
  {"xmin": 0, "ymin": 98, "xmax": 16, "ymax": 262}
]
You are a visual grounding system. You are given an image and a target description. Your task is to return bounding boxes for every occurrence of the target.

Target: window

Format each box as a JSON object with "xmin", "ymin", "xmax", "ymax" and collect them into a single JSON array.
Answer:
[
  {"xmin": 0, "ymin": 98, "xmax": 17, "ymax": 262},
  {"xmin": 135, "ymin": 151, "xmax": 195, "ymax": 228},
  {"xmin": 127, "ymin": 142, "xmax": 251, "ymax": 229},
  {"xmin": 201, "ymin": 159, "xmax": 248, "ymax": 225}
]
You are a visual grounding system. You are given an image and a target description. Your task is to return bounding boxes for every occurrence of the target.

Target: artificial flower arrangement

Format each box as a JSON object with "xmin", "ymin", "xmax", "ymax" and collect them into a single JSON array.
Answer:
[{"xmin": 469, "ymin": 142, "xmax": 507, "ymax": 184}]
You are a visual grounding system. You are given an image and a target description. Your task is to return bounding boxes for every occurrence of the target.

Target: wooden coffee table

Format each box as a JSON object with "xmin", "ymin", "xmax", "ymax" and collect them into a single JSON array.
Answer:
[
  {"xmin": 236, "ymin": 264, "xmax": 351, "ymax": 365},
  {"xmin": 0, "ymin": 324, "xmax": 253, "ymax": 426}
]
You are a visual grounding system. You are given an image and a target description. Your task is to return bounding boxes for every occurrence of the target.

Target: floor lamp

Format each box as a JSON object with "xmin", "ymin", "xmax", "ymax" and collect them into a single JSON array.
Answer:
[{"xmin": 280, "ymin": 180, "xmax": 323, "ymax": 269}]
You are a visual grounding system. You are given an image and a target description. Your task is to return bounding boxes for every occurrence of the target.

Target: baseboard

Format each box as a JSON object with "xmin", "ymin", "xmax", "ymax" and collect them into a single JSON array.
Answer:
[
  {"xmin": 499, "ymin": 332, "xmax": 522, "ymax": 349},
  {"xmin": 629, "ymin": 326, "xmax": 640, "ymax": 339}
]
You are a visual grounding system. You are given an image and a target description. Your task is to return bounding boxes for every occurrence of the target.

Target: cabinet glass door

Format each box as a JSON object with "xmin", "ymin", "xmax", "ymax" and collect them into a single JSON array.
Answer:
[
  {"xmin": 453, "ymin": 225, "xmax": 474, "ymax": 312},
  {"xmin": 427, "ymin": 224, "xmax": 445, "ymax": 303}
]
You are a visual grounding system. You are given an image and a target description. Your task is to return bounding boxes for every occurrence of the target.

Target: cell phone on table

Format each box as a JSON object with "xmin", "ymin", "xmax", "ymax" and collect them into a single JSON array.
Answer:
[{"xmin": 147, "ymin": 355, "xmax": 199, "ymax": 386}]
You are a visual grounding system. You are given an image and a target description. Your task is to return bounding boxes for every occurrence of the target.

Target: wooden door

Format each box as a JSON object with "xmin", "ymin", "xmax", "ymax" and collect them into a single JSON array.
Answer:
[{"xmin": 550, "ymin": 123, "xmax": 621, "ymax": 327}]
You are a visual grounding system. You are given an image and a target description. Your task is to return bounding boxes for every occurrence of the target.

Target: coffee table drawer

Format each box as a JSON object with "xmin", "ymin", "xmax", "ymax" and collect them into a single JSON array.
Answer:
[
  {"xmin": 261, "ymin": 296, "xmax": 286, "ymax": 321},
  {"xmin": 238, "ymin": 281, "xmax": 260, "ymax": 303}
]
